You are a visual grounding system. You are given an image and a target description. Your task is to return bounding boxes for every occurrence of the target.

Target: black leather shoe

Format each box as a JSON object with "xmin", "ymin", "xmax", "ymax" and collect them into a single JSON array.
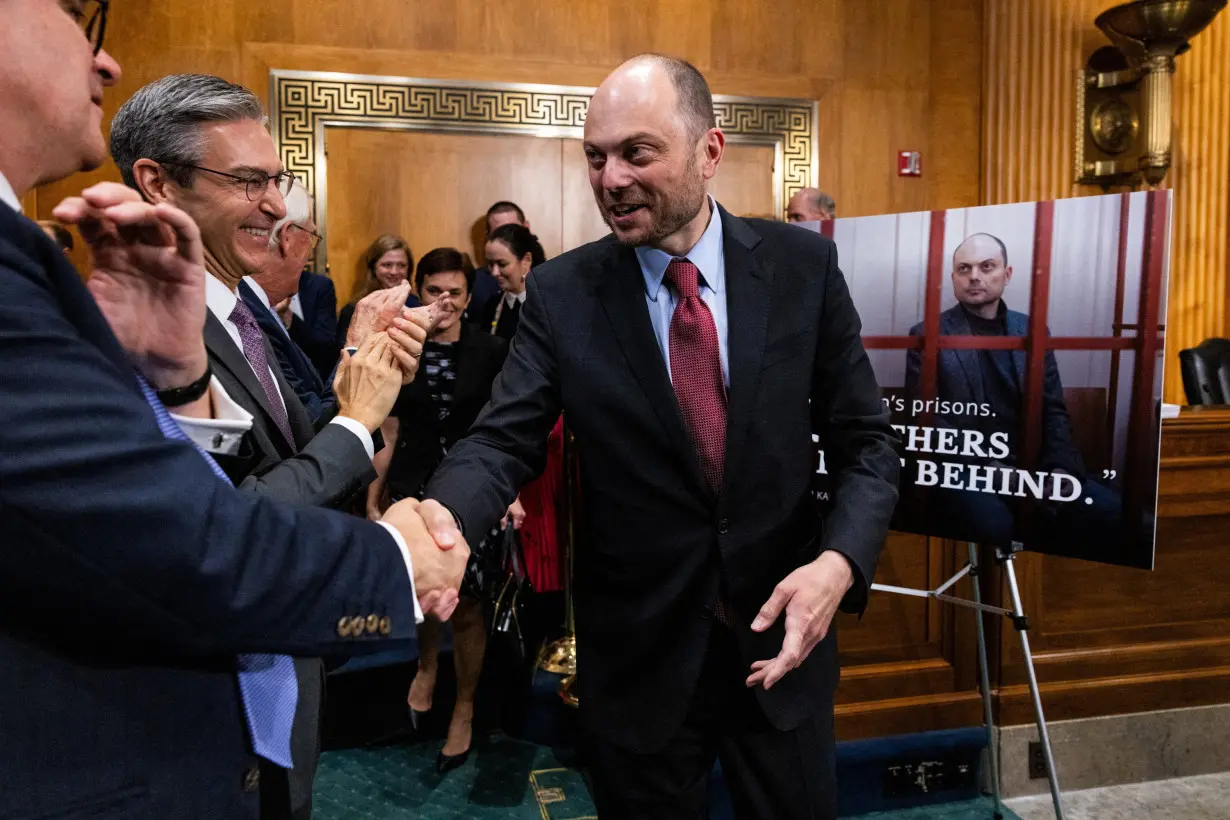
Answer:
[
  {"xmin": 435, "ymin": 748, "xmax": 470, "ymax": 775},
  {"xmin": 408, "ymin": 706, "xmax": 429, "ymax": 731}
]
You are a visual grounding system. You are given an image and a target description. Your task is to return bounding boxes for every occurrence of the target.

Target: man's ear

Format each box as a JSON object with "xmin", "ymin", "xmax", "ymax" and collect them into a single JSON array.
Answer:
[
  {"xmin": 277, "ymin": 226, "xmax": 294, "ymax": 257},
  {"xmin": 131, "ymin": 159, "xmax": 175, "ymax": 205},
  {"xmin": 1004, "ymin": 265, "xmax": 1013, "ymax": 283}
]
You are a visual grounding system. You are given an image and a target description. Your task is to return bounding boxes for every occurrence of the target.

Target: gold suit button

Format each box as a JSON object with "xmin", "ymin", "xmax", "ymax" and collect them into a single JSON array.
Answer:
[
  {"xmin": 337, "ymin": 617, "xmax": 351, "ymax": 637},
  {"xmin": 379, "ymin": 616, "xmax": 392, "ymax": 636},
  {"xmin": 243, "ymin": 765, "xmax": 260, "ymax": 792},
  {"xmin": 366, "ymin": 614, "xmax": 379, "ymax": 634}
]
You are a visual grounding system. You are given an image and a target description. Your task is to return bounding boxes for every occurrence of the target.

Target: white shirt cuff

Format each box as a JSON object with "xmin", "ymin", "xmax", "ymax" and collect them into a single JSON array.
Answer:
[
  {"xmin": 376, "ymin": 521, "xmax": 425, "ymax": 625},
  {"xmin": 171, "ymin": 376, "xmax": 253, "ymax": 455},
  {"xmin": 329, "ymin": 416, "xmax": 375, "ymax": 460}
]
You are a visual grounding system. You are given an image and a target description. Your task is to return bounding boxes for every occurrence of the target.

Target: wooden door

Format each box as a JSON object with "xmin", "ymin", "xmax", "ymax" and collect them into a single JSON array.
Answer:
[{"xmin": 325, "ymin": 128, "xmax": 565, "ymax": 306}]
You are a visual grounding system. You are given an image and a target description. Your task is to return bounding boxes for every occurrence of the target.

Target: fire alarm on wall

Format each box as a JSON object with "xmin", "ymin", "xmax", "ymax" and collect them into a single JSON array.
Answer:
[{"xmin": 898, "ymin": 151, "xmax": 922, "ymax": 177}]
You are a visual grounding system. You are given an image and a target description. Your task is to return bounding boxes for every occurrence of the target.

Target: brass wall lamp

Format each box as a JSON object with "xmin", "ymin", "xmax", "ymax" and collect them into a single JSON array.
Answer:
[{"xmin": 1077, "ymin": 0, "xmax": 1225, "ymax": 187}]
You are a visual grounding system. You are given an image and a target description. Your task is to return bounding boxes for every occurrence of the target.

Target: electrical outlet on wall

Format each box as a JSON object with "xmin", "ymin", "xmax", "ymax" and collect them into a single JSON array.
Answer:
[{"xmin": 1028, "ymin": 741, "xmax": 1048, "ymax": 779}]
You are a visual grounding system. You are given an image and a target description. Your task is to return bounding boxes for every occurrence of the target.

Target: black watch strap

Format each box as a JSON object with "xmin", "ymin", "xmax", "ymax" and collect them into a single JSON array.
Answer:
[{"xmin": 155, "ymin": 364, "xmax": 212, "ymax": 407}]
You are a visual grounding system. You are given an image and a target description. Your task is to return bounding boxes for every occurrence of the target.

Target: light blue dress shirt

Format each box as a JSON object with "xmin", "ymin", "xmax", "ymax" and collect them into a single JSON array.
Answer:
[{"xmin": 635, "ymin": 197, "xmax": 729, "ymax": 387}]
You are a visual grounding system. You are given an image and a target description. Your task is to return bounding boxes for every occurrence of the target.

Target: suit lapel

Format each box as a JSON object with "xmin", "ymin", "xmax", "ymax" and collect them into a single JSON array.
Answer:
[
  {"xmin": 720, "ymin": 210, "xmax": 771, "ymax": 488},
  {"xmin": 596, "ymin": 243, "xmax": 710, "ymax": 499},
  {"xmin": 945, "ymin": 307, "xmax": 987, "ymax": 404},
  {"xmin": 450, "ymin": 328, "xmax": 487, "ymax": 410},
  {"xmin": 265, "ymin": 333, "xmax": 315, "ymax": 448}
]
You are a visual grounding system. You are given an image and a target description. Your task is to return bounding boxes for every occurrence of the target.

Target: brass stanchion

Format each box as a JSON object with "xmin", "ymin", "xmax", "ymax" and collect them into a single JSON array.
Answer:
[{"xmin": 537, "ymin": 420, "xmax": 578, "ymax": 707}]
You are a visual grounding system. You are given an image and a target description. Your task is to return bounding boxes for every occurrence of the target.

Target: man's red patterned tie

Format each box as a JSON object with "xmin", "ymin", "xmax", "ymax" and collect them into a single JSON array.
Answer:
[
  {"xmin": 666, "ymin": 258, "xmax": 730, "ymax": 624},
  {"xmin": 666, "ymin": 257, "xmax": 727, "ymax": 492}
]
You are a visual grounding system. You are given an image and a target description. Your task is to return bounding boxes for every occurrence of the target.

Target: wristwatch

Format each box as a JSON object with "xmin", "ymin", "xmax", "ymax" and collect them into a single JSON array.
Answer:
[{"xmin": 155, "ymin": 365, "xmax": 212, "ymax": 407}]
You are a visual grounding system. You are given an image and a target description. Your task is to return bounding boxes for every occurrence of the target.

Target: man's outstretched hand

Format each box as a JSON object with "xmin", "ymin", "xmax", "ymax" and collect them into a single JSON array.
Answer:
[
  {"xmin": 54, "ymin": 183, "xmax": 209, "ymax": 391},
  {"xmin": 745, "ymin": 550, "xmax": 855, "ymax": 691},
  {"xmin": 382, "ymin": 498, "xmax": 469, "ymax": 622}
]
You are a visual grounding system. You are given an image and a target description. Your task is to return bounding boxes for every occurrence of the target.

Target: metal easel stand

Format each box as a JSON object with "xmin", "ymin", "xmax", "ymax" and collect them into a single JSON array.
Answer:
[{"xmin": 870, "ymin": 541, "xmax": 1066, "ymax": 820}]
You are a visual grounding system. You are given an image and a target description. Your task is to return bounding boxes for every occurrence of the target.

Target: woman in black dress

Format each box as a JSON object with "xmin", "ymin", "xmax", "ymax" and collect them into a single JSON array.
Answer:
[
  {"xmin": 476, "ymin": 223, "xmax": 545, "ymax": 341},
  {"xmin": 365, "ymin": 247, "xmax": 519, "ymax": 774}
]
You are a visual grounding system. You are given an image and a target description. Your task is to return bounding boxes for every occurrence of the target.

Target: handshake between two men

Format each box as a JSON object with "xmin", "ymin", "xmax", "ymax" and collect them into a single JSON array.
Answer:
[{"xmin": 53, "ymin": 182, "xmax": 470, "ymax": 622}]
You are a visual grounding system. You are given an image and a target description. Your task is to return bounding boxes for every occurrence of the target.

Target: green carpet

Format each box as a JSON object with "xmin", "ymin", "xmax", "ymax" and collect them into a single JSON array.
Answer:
[
  {"xmin": 314, "ymin": 739, "xmax": 1018, "ymax": 820},
  {"xmin": 850, "ymin": 798, "xmax": 1020, "ymax": 819},
  {"xmin": 314, "ymin": 736, "xmax": 594, "ymax": 819}
]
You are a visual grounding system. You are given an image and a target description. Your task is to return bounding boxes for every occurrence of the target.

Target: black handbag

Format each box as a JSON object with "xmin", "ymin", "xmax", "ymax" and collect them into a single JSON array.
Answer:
[{"xmin": 489, "ymin": 525, "xmax": 534, "ymax": 669}]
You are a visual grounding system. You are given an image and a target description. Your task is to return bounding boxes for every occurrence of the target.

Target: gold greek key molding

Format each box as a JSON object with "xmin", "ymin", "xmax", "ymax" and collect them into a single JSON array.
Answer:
[{"xmin": 269, "ymin": 69, "xmax": 816, "ymax": 268}]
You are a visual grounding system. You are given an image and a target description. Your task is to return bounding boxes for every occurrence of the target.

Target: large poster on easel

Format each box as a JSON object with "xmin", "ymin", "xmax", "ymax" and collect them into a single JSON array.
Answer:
[{"xmin": 807, "ymin": 191, "xmax": 1171, "ymax": 570}]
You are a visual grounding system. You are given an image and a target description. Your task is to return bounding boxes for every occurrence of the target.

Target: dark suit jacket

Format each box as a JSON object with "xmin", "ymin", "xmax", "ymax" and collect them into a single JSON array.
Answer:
[
  {"xmin": 386, "ymin": 325, "xmax": 508, "ymax": 500},
  {"xmin": 425, "ymin": 205, "xmax": 901, "ymax": 752},
  {"xmin": 238, "ymin": 279, "xmax": 338, "ymax": 425},
  {"xmin": 0, "ymin": 202, "xmax": 416, "ymax": 818},
  {"xmin": 905, "ymin": 303, "xmax": 1084, "ymax": 477},
  {"xmin": 288, "ymin": 271, "xmax": 339, "ymax": 382},
  {"xmin": 474, "ymin": 292, "xmax": 522, "ymax": 341},
  {"xmin": 205, "ymin": 297, "xmax": 375, "ymax": 509},
  {"xmin": 466, "ymin": 265, "xmax": 500, "ymax": 324}
]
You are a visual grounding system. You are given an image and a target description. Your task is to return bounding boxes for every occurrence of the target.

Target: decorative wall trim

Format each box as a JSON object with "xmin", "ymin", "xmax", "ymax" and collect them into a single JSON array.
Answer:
[{"xmin": 269, "ymin": 69, "xmax": 817, "ymax": 269}]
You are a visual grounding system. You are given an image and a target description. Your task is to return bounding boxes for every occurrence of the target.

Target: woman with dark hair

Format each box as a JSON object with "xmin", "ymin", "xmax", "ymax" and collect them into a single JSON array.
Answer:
[
  {"xmin": 478, "ymin": 223, "xmax": 545, "ymax": 341},
  {"xmin": 335, "ymin": 233, "xmax": 421, "ymax": 349},
  {"xmin": 365, "ymin": 247, "xmax": 519, "ymax": 774}
]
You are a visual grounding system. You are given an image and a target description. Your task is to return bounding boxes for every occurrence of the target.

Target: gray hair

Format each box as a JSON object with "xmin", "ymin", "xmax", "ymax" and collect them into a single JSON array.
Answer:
[
  {"xmin": 110, "ymin": 74, "xmax": 267, "ymax": 190},
  {"xmin": 811, "ymin": 190, "xmax": 837, "ymax": 218},
  {"xmin": 269, "ymin": 180, "xmax": 313, "ymax": 248}
]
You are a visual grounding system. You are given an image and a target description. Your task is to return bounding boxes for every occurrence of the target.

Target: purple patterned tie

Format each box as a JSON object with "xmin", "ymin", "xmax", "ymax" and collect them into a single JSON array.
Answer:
[{"xmin": 229, "ymin": 298, "xmax": 297, "ymax": 453}]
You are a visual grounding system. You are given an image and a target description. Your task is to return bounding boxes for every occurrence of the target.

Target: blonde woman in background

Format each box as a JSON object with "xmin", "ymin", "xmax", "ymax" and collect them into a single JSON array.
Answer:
[{"xmin": 335, "ymin": 233, "xmax": 421, "ymax": 349}]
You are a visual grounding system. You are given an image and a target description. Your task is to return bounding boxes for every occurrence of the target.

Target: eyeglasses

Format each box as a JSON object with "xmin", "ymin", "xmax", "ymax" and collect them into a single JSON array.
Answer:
[
  {"xmin": 158, "ymin": 162, "xmax": 297, "ymax": 202},
  {"xmin": 288, "ymin": 223, "xmax": 322, "ymax": 251},
  {"xmin": 70, "ymin": 1, "xmax": 109, "ymax": 56}
]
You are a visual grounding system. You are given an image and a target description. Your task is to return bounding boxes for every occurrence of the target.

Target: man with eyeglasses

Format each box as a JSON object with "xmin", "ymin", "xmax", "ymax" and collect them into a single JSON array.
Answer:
[
  {"xmin": 108, "ymin": 73, "xmax": 442, "ymax": 817},
  {"xmin": 0, "ymin": 3, "xmax": 466, "ymax": 818}
]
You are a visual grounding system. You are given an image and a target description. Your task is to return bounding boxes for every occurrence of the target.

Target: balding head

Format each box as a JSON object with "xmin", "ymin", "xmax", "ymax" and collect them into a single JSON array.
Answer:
[
  {"xmin": 583, "ymin": 55, "xmax": 725, "ymax": 253},
  {"xmin": 951, "ymin": 233, "xmax": 1013, "ymax": 318},
  {"xmin": 786, "ymin": 188, "xmax": 836, "ymax": 222}
]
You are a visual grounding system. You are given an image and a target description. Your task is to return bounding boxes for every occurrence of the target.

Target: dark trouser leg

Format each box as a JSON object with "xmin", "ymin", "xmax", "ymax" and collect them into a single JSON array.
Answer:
[
  {"xmin": 582, "ymin": 714, "xmax": 715, "ymax": 820},
  {"xmin": 717, "ymin": 702, "xmax": 836, "ymax": 820},
  {"xmin": 583, "ymin": 625, "xmax": 837, "ymax": 819},
  {"xmin": 286, "ymin": 657, "xmax": 324, "ymax": 820}
]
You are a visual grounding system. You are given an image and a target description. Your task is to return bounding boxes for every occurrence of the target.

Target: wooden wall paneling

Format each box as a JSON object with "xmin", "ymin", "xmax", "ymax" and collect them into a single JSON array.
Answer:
[
  {"xmin": 707, "ymin": 143, "xmax": 777, "ymax": 219},
  {"xmin": 559, "ymin": 139, "xmax": 610, "ymax": 256},
  {"xmin": 984, "ymin": 1, "xmax": 1229, "ymax": 404},
  {"xmin": 994, "ymin": 411, "xmax": 1230, "ymax": 726},
  {"xmin": 323, "ymin": 129, "xmax": 565, "ymax": 303},
  {"xmin": 1169, "ymin": 15, "xmax": 1230, "ymax": 402}
]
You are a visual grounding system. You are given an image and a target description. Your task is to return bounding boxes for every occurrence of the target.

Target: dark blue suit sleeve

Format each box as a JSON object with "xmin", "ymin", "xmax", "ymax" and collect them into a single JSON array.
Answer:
[{"xmin": 0, "ymin": 256, "xmax": 416, "ymax": 658}]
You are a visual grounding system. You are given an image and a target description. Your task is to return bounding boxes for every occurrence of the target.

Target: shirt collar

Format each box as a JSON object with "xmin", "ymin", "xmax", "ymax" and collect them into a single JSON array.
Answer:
[
  {"xmin": 0, "ymin": 171, "xmax": 22, "ymax": 213},
  {"xmin": 504, "ymin": 289, "xmax": 527, "ymax": 307},
  {"xmin": 205, "ymin": 273, "xmax": 240, "ymax": 326},
  {"xmin": 243, "ymin": 276, "xmax": 271, "ymax": 307},
  {"xmin": 636, "ymin": 195, "xmax": 724, "ymax": 302}
]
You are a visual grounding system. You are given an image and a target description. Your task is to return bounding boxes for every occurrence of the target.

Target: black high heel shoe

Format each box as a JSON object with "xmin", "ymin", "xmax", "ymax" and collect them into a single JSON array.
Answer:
[
  {"xmin": 434, "ymin": 747, "xmax": 471, "ymax": 775},
  {"xmin": 408, "ymin": 705, "xmax": 430, "ymax": 731}
]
